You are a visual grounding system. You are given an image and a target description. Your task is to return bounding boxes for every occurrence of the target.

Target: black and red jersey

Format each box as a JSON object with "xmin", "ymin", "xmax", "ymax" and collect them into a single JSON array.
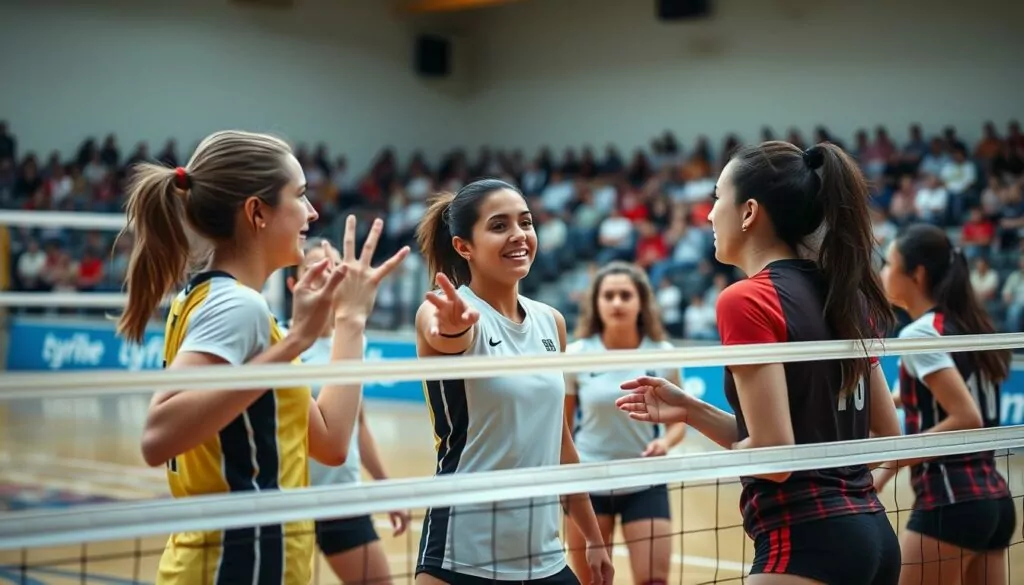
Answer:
[
  {"xmin": 718, "ymin": 259, "xmax": 883, "ymax": 539},
  {"xmin": 897, "ymin": 310, "xmax": 1009, "ymax": 510}
]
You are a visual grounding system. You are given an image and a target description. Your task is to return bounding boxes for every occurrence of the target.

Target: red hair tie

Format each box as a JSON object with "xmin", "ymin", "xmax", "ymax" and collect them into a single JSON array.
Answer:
[{"xmin": 174, "ymin": 167, "xmax": 189, "ymax": 190}]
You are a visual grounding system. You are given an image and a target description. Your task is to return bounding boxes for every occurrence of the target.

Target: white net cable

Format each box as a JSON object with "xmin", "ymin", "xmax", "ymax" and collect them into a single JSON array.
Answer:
[
  {"xmin": 2, "ymin": 426, "xmax": 1022, "ymax": 550},
  {"xmin": 2, "ymin": 332, "xmax": 1023, "ymax": 400}
]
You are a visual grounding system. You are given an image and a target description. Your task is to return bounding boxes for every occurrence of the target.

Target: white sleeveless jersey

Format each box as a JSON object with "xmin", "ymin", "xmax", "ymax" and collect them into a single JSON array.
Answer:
[
  {"xmin": 418, "ymin": 285, "xmax": 566, "ymax": 581},
  {"xmin": 567, "ymin": 335, "xmax": 679, "ymax": 494}
]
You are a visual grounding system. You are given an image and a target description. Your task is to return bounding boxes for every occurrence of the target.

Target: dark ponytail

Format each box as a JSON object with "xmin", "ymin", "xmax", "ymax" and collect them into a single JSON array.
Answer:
[
  {"xmin": 417, "ymin": 192, "xmax": 471, "ymax": 286},
  {"xmin": 415, "ymin": 178, "xmax": 525, "ymax": 288},
  {"xmin": 813, "ymin": 143, "xmax": 896, "ymax": 393},
  {"xmin": 895, "ymin": 224, "xmax": 1010, "ymax": 383},
  {"xmin": 729, "ymin": 141, "xmax": 895, "ymax": 397}
]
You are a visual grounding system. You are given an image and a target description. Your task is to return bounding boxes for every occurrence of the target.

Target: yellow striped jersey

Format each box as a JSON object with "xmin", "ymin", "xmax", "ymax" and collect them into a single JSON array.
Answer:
[{"xmin": 155, "ymin": 270, "xmax": 313, "ymax": 585}]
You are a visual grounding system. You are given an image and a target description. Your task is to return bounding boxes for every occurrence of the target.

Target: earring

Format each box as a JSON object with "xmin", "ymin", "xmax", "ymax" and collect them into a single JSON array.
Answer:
[{"xmin": 260, "ymin": 223, "xmax": 266, "ymax": 229}]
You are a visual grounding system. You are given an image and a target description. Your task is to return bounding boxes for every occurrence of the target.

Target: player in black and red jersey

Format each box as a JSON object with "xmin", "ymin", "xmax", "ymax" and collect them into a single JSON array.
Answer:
[
  {"xmin": 877, "ymin": 223, "xmax": 1014, "ymax": 585},
  {"xmin": 617, "ymin": 141, "xmax": 904, "ymax": 585}
]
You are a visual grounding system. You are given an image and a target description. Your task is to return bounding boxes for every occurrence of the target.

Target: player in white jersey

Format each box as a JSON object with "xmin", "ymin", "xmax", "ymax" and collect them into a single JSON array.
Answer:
[
  {"xmin": 285, "ymin": 239, "xmax": 411, "ymax": 585},
  {"xmin": 564, "ymin": 261, "xmax": 686, "ymax": 585},
  {"xmin": 412, "ymin": 179, "xmax": 614, "ymax": 585}
]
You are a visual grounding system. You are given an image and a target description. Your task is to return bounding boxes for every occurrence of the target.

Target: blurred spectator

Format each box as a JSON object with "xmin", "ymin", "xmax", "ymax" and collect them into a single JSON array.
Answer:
[
  {"xmin": 970, "ymin": 256, "xmax": 999, "ymax": 302},
  {"xmin": 0, "ymin": 121, "xmax": 15, "ymax": 164},
  {"xmin": 914, "ymin": 174, "xmax": 948, "ymax": 225},
  {"xmin": 683, "ymin": 294, "xmax": 717, "ymax": 341},
  {"xmin": 1001, "ymin": 256, "xmax": 1024, "ymax": 332},
  {"xmin": 960, "ymin": 207, "xmax": 995, "ymax": 260}
]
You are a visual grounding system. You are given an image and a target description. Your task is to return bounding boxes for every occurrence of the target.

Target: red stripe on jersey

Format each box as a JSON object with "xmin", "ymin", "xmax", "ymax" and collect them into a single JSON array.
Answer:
[
  {"xmin": 764, "ymin": 530, "xmax": 780, "ymax": 573},
  {"xmin": 776, "ymin": 527, "xmax": 792, "ymax": 573},
  {"xmin": 715, "ymin": 274, "xmax": 788, "ymax": 345}
]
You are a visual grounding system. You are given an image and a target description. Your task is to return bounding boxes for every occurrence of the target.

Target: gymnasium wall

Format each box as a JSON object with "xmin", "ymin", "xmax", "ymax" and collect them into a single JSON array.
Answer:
[
  {"xmin": 462, "ymin": 0, "xmax": 1024, "ymax": 153},
  {"xmin": 0, "ymin": 0, "xmax": 468, "ymax": 173}
]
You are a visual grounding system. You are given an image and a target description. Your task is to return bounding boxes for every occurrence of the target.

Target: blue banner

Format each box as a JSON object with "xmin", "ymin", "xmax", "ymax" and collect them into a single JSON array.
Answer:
[{"xmin": 8, "ymin": 317, "xmax": 1024, "ymax": 426}]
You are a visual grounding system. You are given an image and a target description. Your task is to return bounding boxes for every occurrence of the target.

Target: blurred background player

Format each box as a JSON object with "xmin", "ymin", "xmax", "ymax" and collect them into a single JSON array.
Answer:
[
  {"xmin": 118, "ymin": 129, "xmax": 408, "ymax": 584},
  {"xmin": 877, "ymin": 223, "xmax": 1015, "ymax": 585},
  {"xmin": 413, "ymin": 178, "xmax": 615, "ymax": 585},
  {"xmin": 563, "ymin": 260, "xmax": 685, "ymax": 585},
  {"xmin": 287, "ymin": 237, "xmax": 412, "ymax": 585},
  {"xmin": 616, "ymin": 142, "xmax": 904, "ymax": 585}
]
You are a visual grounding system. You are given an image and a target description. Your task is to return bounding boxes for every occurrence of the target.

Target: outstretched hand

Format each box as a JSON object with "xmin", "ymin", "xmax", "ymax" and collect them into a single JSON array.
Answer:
[
  {"xmin": 332, "ymin": 215, "xmax": 410, "ymax": 321},
  {"xmin": 423, "ymin": 272, "xmax": 480, "ymax": 338},
  {"xmin": 289, "ymin": 250, "xmax": 349, "ymax": 345},
  {"xmin": 616, "ymin": 375, "xmax": 691, "ymax": 425}
]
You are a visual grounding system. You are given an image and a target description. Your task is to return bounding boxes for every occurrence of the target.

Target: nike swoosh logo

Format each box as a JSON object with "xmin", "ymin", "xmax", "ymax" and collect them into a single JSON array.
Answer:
[{"xmin": 489, "ymin": 338, "xmax": 502, "ymax": 347}]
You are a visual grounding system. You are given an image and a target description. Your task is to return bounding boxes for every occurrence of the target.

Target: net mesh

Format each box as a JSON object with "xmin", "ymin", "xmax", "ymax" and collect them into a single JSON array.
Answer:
[{"xmin": 2, "ymin": 429, "xmax": 1023, "ymax": 585}]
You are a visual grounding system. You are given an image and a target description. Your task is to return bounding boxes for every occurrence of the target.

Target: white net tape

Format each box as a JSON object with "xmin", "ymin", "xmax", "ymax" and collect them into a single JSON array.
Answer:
[{"xmin": 3, "ymin": 332, "xmax": 1023, "ymax": 399}]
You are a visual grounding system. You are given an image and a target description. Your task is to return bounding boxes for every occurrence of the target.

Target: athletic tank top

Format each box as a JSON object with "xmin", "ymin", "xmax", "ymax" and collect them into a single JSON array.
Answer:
[
  {"xmin": 157, "ymin": 271, "xmax": 313, "ymax": 585},
  {"xmin": 418, "ymin": 285, "xmax": 566, "ymax": 581},
  {"xmin": 567, "ymin": 335, "xmax": 677, "ymax": 494}
]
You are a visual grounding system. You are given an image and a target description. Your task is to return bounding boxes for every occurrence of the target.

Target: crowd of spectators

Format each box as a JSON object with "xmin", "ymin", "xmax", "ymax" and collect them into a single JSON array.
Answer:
[{"xmin": 1, "ymin": 118, "xmax": 1023, "ymax": 340}]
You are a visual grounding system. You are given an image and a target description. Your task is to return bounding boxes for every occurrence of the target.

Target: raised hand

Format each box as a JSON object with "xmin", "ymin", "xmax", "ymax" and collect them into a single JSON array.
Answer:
[
  {"xmin": 616, "ymin": 375, "xmax": 691, "ymax": 425},
  {"xmin": 289, "ymin": 252, "xmax": 349, "ymax": 346},
  {"xmin": 333, "ymin": 215, "xmax": 410, "ymax": 322},
  {"xmin": 424, "ymin": 272, "xmax": 480, "ymax": 338}
]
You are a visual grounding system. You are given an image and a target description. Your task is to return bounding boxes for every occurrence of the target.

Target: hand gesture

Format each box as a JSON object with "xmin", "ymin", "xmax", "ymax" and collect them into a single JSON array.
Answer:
[
  {"xmin": 585, "ymin": 542, "xmax": 615, "ymax": 585},
  {"xmin": 333, "ymin": 215, "xmax": 410, "ymax": 322},
  {"xmin": 388, "ymin": 509, "xmax": 411, "ymax": 537},
  {"xmin": 641, "ymin": 437, "xmax": 670, "ymax": 457},
  {"xmin": 424, "ymin": 272, "xmax": 480, "ymax": 338},
  {"xmin": 616, "ymin": 375, "xmax": 691, "ymax": 425},
  {"xmin": 289, "ymin": 251, "xmax": 349, "ymax": 347}
]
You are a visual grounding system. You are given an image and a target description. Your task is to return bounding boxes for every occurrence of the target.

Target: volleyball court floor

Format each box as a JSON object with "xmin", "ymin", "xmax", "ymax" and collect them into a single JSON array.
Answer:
[{"xmin": 0, "ymin": 396, "xmax": 1022, "ymax": 584}]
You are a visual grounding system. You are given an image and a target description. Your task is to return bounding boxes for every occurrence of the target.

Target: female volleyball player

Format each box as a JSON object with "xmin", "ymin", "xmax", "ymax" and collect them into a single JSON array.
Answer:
[
  {"xmin": 876, "ymin": 223, "xmax": 1014, "ymax": 585},
  {"xmin": 118, "ymin": 130, "xmax": 408, "ymax": 585},
  {"xmin": 286, "ymin": 238, "xmax": 411, "ymax": 585},
  {"xmin": 564, "ymin": 261, "xmax": 685, "ymax": 585},
  {"xmin": 617, "ymin": 142, "xmax": 904, "ymax": 585},
  {"xmin": 413, "ymin": 178, "xmax": 615, "ymax": 585}
]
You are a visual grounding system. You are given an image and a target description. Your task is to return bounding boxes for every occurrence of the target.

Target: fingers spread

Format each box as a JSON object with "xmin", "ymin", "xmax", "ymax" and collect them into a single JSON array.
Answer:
[
  {"xmin": 341, "ymin": 214, "xmax": 357, "ymax": 262},
  {"xmin": 296, "ymin": 258, "xmax": 330, "ymax": 288},
  {"xmin": 360, "ymin": 218, "xmax": 383, "ymax": 266}
]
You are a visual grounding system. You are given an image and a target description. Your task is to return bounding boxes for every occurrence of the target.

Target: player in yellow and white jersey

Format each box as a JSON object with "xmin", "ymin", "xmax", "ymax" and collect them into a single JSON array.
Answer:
[{"xmin": 116, "ymin": 130, "xmax": 408, "ymax": 585}]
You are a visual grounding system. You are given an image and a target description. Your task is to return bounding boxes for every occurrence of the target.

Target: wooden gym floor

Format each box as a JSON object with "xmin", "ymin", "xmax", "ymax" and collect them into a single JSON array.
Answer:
[{"xmin": 0, "ymin": 395, "xmax": 1022, "ymax": 584}]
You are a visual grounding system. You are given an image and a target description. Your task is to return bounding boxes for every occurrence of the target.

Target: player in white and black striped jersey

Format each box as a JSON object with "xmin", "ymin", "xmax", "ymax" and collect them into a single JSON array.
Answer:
[{"xmin": 412, "ymin": 179, "xmax": 614, "ymax": 585}]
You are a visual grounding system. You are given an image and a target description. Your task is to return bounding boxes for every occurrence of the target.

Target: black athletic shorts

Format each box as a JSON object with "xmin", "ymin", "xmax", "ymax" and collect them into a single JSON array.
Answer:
[
  {"xmin": 750, "ymin": 511, "xmax": 900, "ymax": 585},
  {"xmin": 589, "ymin": 485, "xmax": 670, "ymax": 524},
  {"xmin": 315, "ymin": 515, "xmax": 380, "ymax": 556},
  {"xmin": 907, "ymin": 496, "xmax": 1017, "ymax": 551},
  {"xmin": 416, "ymin": 564, "xmax": 579, "ymax": 585}
]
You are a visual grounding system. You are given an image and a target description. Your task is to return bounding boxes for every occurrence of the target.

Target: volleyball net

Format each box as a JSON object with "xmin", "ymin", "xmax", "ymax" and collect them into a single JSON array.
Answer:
[
  {"xmin": 0, "ymin": 427, "xmax": 1023, "ymax": 584},
  {"xmin": 2, "ymin": 210, "xmax": 1024, "ymax": 584}
]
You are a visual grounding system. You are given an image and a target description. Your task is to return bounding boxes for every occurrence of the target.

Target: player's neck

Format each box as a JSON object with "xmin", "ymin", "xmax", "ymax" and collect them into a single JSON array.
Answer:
[
  {"xmin": 601, "ymin": 327, "xmax": 641, "ymax": 350},
  {"xmin": 903, "ymin": 295, "xmax": 937, "ymax": 321},
  {"xmin": 737, "ymin": 241, "xmax": 797, "ymax": 278},
  {"xmin": 207, "ymin": 248, "xmax": 271, "ymax": 292},
  {"xmin": 469, "ymin": 279, "xmax": 522, "ymax": 323}
]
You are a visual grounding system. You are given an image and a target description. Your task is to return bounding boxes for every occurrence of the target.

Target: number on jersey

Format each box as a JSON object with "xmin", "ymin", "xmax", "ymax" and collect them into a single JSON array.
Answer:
[
  {"xmin": 966, "ymin": 372, "xmax": 999, "ymax": 424},
  {"xmin": 838, "ymin": 377, "xmax": 866, "ymax": 412}
]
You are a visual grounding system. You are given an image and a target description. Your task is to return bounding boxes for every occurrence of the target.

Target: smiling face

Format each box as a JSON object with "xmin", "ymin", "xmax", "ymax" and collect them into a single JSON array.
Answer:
[
  {"xmin": 456, "ymin": 188, "xmax": 536, "ymax": 287},
  {"xmin": 248, "ymin": 153, "xmax": 318, "ymax": 270}
]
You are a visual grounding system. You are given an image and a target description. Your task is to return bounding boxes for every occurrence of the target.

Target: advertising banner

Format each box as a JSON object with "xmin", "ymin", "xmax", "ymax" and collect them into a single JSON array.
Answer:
[{"xmin": 8, "ymin": 317, "xmax": 1024, "ymax": 425}]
